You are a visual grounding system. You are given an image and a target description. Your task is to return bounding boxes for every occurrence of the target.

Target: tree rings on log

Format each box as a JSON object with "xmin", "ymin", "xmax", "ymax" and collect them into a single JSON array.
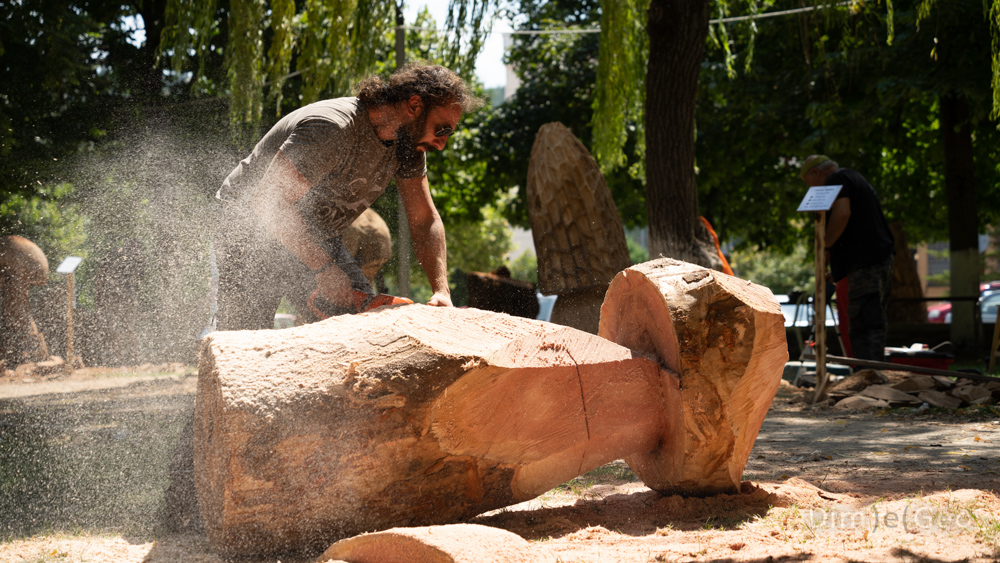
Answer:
[{"xmin": 599, "ymin": 258, "xmax": 788, "ymax": 495}]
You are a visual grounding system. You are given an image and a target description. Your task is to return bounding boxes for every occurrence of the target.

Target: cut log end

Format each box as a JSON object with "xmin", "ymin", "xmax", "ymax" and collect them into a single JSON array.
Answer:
[{"xmin": 598, "ymin": 258, "xmax": 788, "ymax": 495}]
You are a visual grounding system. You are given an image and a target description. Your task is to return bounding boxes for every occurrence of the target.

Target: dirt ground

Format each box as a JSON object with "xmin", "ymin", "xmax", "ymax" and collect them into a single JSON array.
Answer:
[{"xmin": 1, "ymin": 366, "xmax": 998, "ymax": 563}]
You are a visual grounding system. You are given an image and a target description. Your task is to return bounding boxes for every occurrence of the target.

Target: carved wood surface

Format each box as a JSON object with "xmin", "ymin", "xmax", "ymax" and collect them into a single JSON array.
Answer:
[
  {"xmin": 195, "ymin": 305, "xmax": 666, "ymax": 554},
  {"xmin": 526, "ymin": 122, "xmax": 631, "ymax": 295},
  {"xmin": 599, "ymin": 258, "xmax": 788, "ymax": 495}
]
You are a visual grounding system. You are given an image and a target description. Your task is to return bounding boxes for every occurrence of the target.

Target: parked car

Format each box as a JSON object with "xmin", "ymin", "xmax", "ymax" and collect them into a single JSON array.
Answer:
[
  {"xmin": 926, "ymin": 281, "xmax": 1000, "ymax": 323},
  {"xmin": 981, "ymin": 292, "xmax": 1000, "ymax": 324}
]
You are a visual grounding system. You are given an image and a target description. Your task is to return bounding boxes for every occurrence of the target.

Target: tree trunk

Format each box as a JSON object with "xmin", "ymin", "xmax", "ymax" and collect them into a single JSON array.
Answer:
[
  {"xmin": 599, "ymin": 258, "xmax": 788, "ymax": 495},
  {"xmin": 940, "ymin": 92, "xmax": 980, "ymax": 359},
  {"xmin": 886, "ymin": 222, "xmax": 926, "ymax": 324},
  {"xmin": 195, "ymin": 306, "xmax": 667, "ymax": 554},
  {"xmin": 645, "ymin": 0, "xmax": 720, "ymax": 269}
]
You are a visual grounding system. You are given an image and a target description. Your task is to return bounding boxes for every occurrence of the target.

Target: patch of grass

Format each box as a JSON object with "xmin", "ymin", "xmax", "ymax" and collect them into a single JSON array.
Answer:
[
  {"xmin": 20, "ymin": 549, "xmax": 72, "ymax": 563},
  {"xmin": 654, "ymin": 524, "xmax": 675, "ymax": 536},
  {"xmin": 970, "ymin": 511, "xmax": 1000, "ymax": 554},
  {"xmin": 582, "ymin": 461, "xmax": 638, "ymax": 482},
  {"xmin": 554, "ymin": 477, "xmax": 593, "ymax": 496}
]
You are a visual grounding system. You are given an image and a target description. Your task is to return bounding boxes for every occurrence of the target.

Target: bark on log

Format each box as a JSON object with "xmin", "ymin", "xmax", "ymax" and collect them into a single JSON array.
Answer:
[
  {"xmin": 317, "ymin": 524, "xmax": 553, "ymax": 563},
  {"xmin": 195, "ymin": 305, "xmax": 668, "ymax": 554},
  {"xmin": 598, "ymin": 258, "xmax": 787, "ymax": 495}
]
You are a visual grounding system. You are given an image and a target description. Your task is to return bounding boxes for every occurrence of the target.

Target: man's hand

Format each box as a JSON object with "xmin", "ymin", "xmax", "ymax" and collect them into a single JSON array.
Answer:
[
  {"xmin": 426, "ymin": 290, "xmax": 453, "ymax": 307},
  {"xmin": 315, "ymin": 265, "xmax": 353, "ymax": 307}
]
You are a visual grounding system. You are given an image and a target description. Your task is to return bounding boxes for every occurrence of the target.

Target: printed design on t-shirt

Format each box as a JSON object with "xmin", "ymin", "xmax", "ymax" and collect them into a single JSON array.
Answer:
[{"xmin": 308, "ymin": 177, "xmax": 380, "ymax": 236}]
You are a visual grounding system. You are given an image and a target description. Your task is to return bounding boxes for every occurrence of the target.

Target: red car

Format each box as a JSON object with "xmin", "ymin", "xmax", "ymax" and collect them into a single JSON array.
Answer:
[{"xmin": 926, "ymin": 281, "xmax": 1000, "ymax": 323}]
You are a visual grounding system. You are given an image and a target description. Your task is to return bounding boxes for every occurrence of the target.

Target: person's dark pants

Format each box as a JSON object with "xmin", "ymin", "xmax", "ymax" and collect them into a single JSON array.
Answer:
[
  {"xmin": 845, "ymin": 255, "xmax": 894, "ymax": 362},
  {"xmin": 214, "ymin": 204, "xmax": 374, "ymax": 331}
]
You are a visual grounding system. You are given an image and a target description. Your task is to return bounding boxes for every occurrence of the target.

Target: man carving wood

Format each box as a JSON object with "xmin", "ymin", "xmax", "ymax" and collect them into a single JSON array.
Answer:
[{"xmin": 213, "ymin": 63, "xmax": 482, "ymax": 329}]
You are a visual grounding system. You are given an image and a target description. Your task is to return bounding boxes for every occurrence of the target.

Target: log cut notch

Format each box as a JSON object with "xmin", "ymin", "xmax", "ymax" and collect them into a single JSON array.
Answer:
[
  {"xmin": 195, "ymin": 305, "xmax": 669, "ymax": 555},
  {"xmin": 599, "ymin": 258, "xmax": 788, "ymax": 495}
]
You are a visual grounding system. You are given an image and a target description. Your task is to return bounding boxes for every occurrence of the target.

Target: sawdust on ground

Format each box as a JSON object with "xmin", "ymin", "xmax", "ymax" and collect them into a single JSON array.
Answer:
[{"xmin": 0, "ymin": 370, "xmax": 998, "ymax": 562}]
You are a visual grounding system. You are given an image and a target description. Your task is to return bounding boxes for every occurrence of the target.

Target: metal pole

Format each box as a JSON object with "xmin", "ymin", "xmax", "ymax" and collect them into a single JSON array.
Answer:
[
  {"xmin": 66, "ymin": 272, "xmax": 74, "ymax": 367},
  {"xmin": 803, "ymin": 352, "xmax": 1000, "ymax": 384},
  {"xmin": 395, "ymin": 1, "xmax": 411, "ymax": 298}
]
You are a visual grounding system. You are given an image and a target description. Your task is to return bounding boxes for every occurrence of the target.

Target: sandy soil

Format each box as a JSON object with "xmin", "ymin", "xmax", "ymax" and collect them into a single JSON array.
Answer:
[{"xmin": 1, "ymin": 368, "xmax": 998, "ymax": 562}]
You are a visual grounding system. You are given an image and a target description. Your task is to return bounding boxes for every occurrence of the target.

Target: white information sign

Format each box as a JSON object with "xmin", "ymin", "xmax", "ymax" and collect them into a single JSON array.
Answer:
[
  {"xmin": 56, "ymin": 256, "xmax": 83, "ymax": 274},
  {"xmin": 796, "ymin": 185, "xmax": 843, "ymax": 212}
]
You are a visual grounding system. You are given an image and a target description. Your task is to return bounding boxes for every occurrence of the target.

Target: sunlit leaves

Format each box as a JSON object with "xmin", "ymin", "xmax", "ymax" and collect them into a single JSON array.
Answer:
[{"xmin": 591, "ymin": 0, "xmax": 647, "ymax": 174}]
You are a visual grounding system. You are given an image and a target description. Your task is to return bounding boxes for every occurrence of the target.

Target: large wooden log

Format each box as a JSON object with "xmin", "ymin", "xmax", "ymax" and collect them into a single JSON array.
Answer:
[
  {"xmin": 195, "ymin": 305, "xmax": 668, "ymax": 554},
  {"xmin": 598, "ymin": 258, "xmax": 788, "ymax": 495}
]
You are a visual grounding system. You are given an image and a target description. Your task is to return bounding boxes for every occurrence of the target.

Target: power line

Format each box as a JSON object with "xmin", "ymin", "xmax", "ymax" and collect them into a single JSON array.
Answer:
[{"xmin": 501, "ymin": 1, "xmax": 852, "ymax": 35}]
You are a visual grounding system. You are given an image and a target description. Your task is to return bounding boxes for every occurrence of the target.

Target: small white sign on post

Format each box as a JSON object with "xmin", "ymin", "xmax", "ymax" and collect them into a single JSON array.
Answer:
[
  {"xmin": 796, "ymin": 185, "xmax": 843, "ymax": 212},
  {"xmin": 56, "ymin": 255, "xmax": 83, "ymax": 370},
  {"xmin": 796, "ymin": 185, "xmax": 843, "ymax": 404},
  {"xmin": 56, "ymin": 256, "xmax": 83, "ymax": 274}
]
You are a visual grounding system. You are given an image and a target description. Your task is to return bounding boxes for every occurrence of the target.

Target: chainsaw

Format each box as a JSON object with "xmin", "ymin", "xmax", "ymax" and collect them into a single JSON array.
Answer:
[{"xmin": 307, "ymin": 288, "xmax": 413, "ymax": 319}]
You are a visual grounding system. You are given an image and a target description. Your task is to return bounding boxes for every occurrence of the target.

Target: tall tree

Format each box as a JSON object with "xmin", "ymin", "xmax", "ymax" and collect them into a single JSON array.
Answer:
[
  {"xmin": 592, "ymin": 0, "xmax": 1000, "ymax": 270},
  {"xmin": 159, "ymin": 0, "xmax": 493, "ymax": 140},
  {"xmin": 476, "ymin": 0, "xmax": 645, "ymax": 229}
]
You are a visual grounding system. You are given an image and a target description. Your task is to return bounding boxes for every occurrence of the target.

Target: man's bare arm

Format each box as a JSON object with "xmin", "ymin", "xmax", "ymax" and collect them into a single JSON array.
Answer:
[
  {"xmin": 397, "ymin": 175, "xmax": 452, "ymax": 306},
  {"xmin": 824, "ymin": 197, "xmax": 851, "ymax": 248}
]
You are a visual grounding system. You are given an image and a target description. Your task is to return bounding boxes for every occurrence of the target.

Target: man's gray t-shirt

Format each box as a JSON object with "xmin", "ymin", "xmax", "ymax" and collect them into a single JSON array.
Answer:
[{"xmin": 218, "ymin": 97, "xmax": 426, "ymax": 237}]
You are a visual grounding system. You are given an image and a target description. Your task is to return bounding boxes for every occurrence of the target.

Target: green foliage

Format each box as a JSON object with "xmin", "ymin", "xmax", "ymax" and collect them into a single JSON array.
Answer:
[
  {"xmin": 476, "ymin": 0, "xmax": 645, "ymax": 228},
  {"xmin": 0, "ymin": 183, "xmax": 88, "ymax": 272},
  {"xmin": 445, "ymin": 204, "xmax": 515, "ymax": 274},
  {"xmin": 730, "ymin": 241, "xmax": 815, "ymax": 295},
  {"xmin": 509, "ymin": 250, "xmax": 538, "ymax": 284},
  {"xmin": 627, "ymin": 236, "xmax": 649, "ymax": 264},
  {"xmin": 695, "ymin": 0, "xmax": 1000, "ymax": 250},
  {"xmin": 158, "ymin": 0, "xmax": 492, "ymax": 134},
  {"xmin": 591, "ymin": 0, "xmax": 647, "ymax": 174}
]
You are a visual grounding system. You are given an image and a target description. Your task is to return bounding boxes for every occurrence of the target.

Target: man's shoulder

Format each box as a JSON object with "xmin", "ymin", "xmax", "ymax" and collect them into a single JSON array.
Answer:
[
  {"xmin": 828, "ymin": 168, "xmax": 867, "ymax": 183},
  {"xmin": 827, "ymin": 168, "xmax": 873, "ymax": 194},
  {"xmin": 292, "ymin": 97, "xmax": 362, "ymax": 125}
]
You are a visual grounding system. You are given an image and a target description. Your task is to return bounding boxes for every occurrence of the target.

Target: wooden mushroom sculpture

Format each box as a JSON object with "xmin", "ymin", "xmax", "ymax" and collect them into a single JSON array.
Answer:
[
  {"xmin": 0, "ymin": 235, "xmax": 50, "ymax": 366},
  {"xmin": 343, "ymin": 208, "xmax": 392, "ymax": 288},
  {"xmin": 526, "ymin": 122, "xmax": 631, "ymax": 333}
]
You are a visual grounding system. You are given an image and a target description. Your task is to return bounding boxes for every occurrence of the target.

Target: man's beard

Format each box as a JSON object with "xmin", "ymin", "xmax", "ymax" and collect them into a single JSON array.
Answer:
[{"xmin": 394, "ymin": 111, "xmax": 434, "ymax": 161}]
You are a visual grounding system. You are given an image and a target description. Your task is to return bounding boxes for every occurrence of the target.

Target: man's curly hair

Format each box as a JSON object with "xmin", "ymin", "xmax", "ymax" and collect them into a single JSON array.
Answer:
[{"xmin": 356, "ymin": 62, "xmax": 484, "ymax": 113}]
